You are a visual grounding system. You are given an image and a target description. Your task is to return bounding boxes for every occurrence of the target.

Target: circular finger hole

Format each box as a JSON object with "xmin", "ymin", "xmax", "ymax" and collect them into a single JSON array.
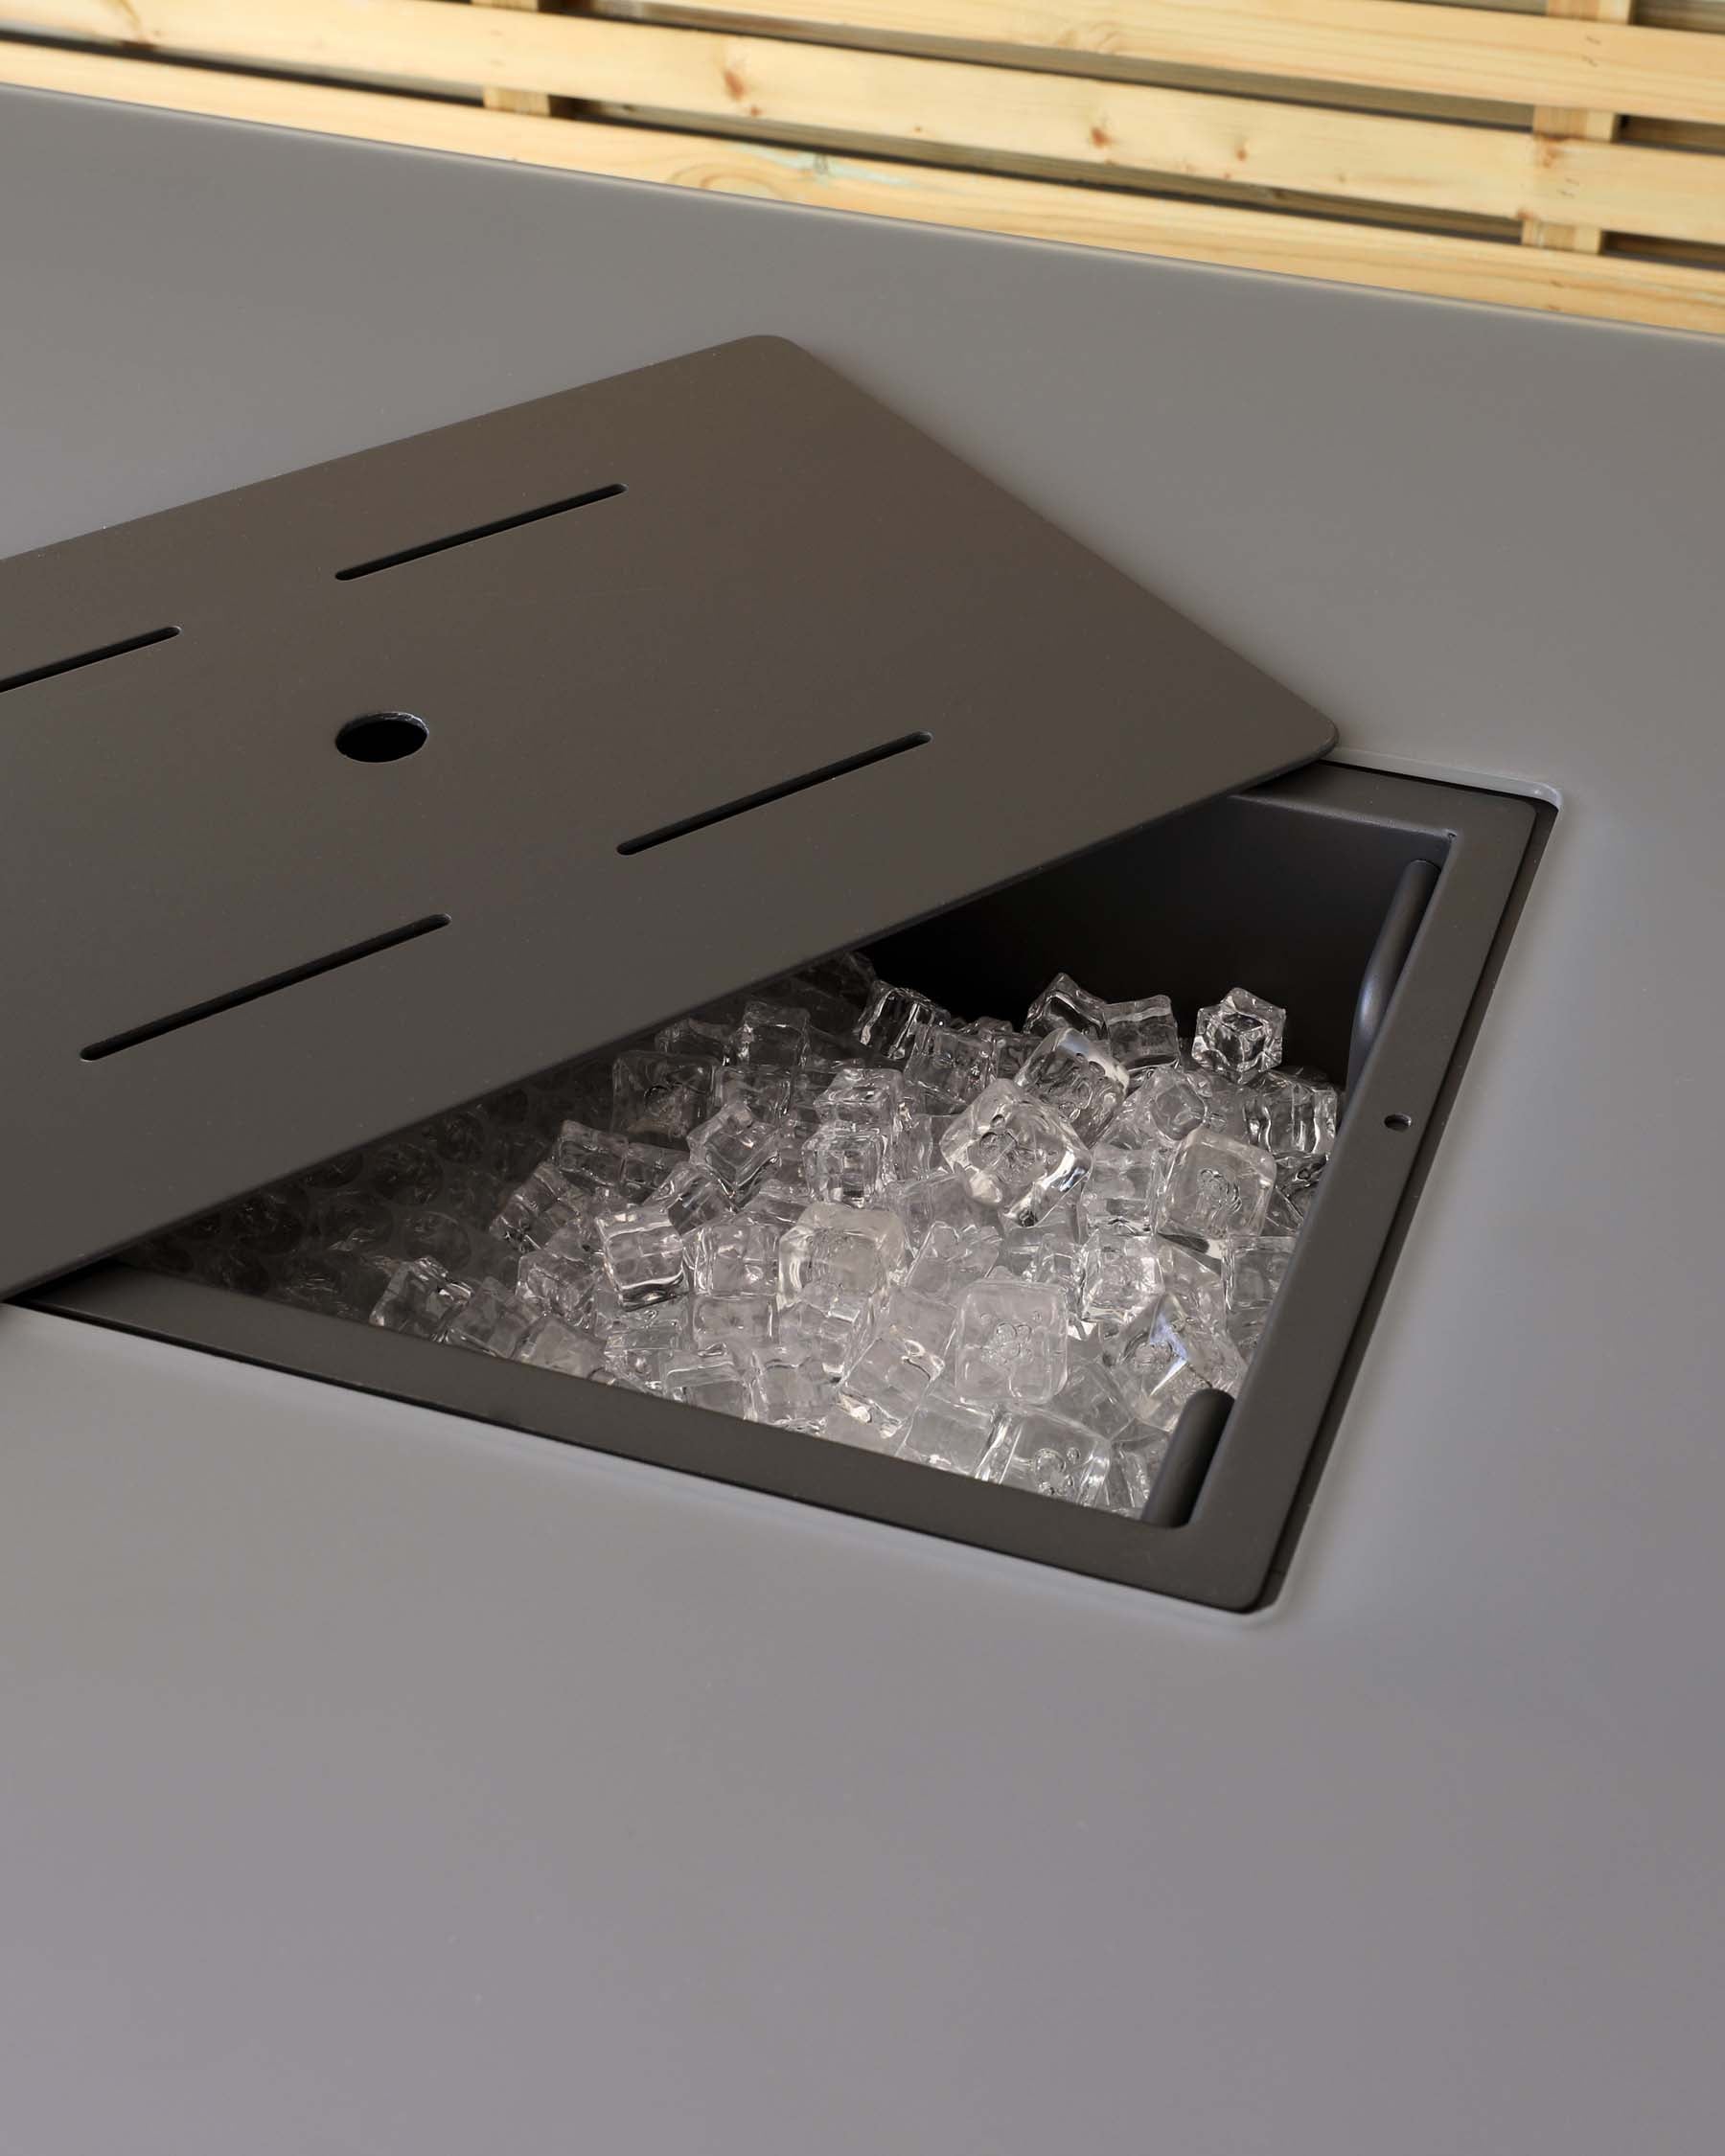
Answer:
[
  {"xmin": 1384, "ymin": 1112, "xmax": 1413, "ymax": 1132},
  {"xmin": 336, "ymin": 712, "xmax": 428, "ymax": 763}
]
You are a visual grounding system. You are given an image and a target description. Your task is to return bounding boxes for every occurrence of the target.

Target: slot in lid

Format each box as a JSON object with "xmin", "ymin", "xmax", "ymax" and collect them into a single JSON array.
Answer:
[{"xmin": 0, "ymin": 334, "xmax": 1332, "ymax": 1296}]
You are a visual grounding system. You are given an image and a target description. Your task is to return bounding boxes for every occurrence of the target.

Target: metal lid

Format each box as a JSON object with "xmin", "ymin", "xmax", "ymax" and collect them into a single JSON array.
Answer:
[{"xmin": 0, "ymin": 335, "xmax": 1332, "ymax": 1296}]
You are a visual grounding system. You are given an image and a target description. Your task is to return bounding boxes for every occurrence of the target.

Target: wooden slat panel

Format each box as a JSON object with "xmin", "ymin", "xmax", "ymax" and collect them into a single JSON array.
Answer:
[
  {"xmin": 579, "ymin": 0, "xmax": 1725, "ymax": 120},
  {"xmin": 5, "ymin": 0, "xmax": 1725, "ymax": 241},
  {"xmin": 475, "ymin": 0, "xmax": 553, "ymax": 120},
  {"xmin": 7, "ymin": 0, "xmax": 1725, "ymax": 126},
  {"xmin": 4, "ymin": 41, "xmax": 1723, "ymax": 335},
  {"xmin": 1523, "ymin": 0, "xmax": 1636, "ymax": 252}
]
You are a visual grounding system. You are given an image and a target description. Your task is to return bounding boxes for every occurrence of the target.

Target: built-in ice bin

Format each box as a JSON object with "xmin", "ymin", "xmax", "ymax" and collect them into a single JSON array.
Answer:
[{"xmin": 0, "ymin": 335, "xmax": 1544, "ymax": 1608}]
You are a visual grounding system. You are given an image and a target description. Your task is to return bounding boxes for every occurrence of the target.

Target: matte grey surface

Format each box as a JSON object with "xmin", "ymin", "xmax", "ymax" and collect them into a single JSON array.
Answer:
[
  {"xmin": 3, "ymin": 88, "xmax": 1723, "ymax": 2156},
  {"xmin": 0, "ymin": 333, "xmax": 1330, "ymax": 1297}
]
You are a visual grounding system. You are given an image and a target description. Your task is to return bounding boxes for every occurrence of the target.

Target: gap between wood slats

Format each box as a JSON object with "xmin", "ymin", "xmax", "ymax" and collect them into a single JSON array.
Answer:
[{"xmin": 4, "ymin": 40, "xmax": 1723, "ymax": 337}]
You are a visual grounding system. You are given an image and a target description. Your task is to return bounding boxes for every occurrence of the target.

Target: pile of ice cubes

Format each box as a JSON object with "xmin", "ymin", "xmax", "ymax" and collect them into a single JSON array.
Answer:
[{"xmin": 128, "ymin": 955, "xmax": 1337, "ymax": 1518}]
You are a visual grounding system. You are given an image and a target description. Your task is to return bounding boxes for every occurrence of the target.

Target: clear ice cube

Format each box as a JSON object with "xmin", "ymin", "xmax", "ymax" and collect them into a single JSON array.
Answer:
[
  {"xmin": 952, "ymin": 1278, "xmax": 1069, "ymax": 1407},
  {"xmin": 666, "ymin": 1346, "xmax": 755, "ymax": 1418},
  {"xmin": 518, "ymin": 1316, "xmax": 608, "ymax": 1378},
  {"xmin": 1192, "ymin": 986, "xmax": 1287, "ymax": 1082},
  {"xmin": 1108, "ymin": 1293, "xmax": 1244, "ymax": 1431},
  {"xmin": 1246, "ymin": 1070, "xmax": 1338, "ymax": 1186},
  {"xmin": 898, "ymin": 1388, "xmax": 999, "ymax": 1476},
  {"xmin": 1224, "ymin": 1234, "xmax": 1297, "ymax": 1354},
  {"xmin": 652, "ymin": 1159, "xmax": 732, "ymax": 1235},
  {"xmin": 777, "ymin": 1202, "xmax": 906, "ymax": 1304},
  {"xmin": 856, "ymin": 981, "xmax": 944, "ymax": 1062},
  {"xmin": 686, "ymin": 1215, "xmax": 779, "ymax": 1296},
  {"xmin": 1025, "ymin": 972, "xmax": 1109, "ymax": 1040},
  {"xmin": 1079, "ymin": 1226, "xmax": 1162, "ymax": 1329},
  {"xmin": 691, "ymin": 1292, "xmax": 778, "ymax": 1363},
  {"xmin": 369, "ymin": 1257, "xmax": 472, "ymax": 1340},
  {"xmin": 1158, "ymin": 1130, "xmax": 1276, "ymax": 1245},
  {"xmin": 689, "ymin": 1098, "xmax": 783, "ymax": 1198},
  {"xmin": 596, "ymin": 1204, "xmax": 686, "ymax": 1307},
  {"xmin": 1101, "ymin": 993, "xmax": 1179, "ymax": 1075},
  {"xmin": 442, "ymin": 1286, "xmax": 535, "ymax": 1361},
  {"xmin": 979, "ymin": 1408, "xmax": 1111, "ymax": 1507},
  {"xmin": 734, "ymin": 998, "xmax": 812, "ymax": 1069},
  {"xmin": 903, "ymin": 1023, "xmax": 999, "ymax": 1111},
  {"xmin": 803, "ymin": 1120, "xmax": 891, "ymax": 1207},
  {"xmin": 939, "ymin": 1079, "xmax": 1091, "ymax": 1228},
  {"xmin": 610, "ymin": 1048, "xmax": 717, "ymax": 1143},
  {"xmin": 748, "ymin": 1358, "xmax": 832, "ymax": 1434},
  {"xmin": 1015, "ymin": 1027, "xmax": 1130, "ymax": 1144}
]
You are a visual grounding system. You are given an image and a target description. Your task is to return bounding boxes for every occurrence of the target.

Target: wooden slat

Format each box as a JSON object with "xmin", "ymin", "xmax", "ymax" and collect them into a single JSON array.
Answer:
[
  {"xmin": 5, "ymin": 0, "xmax": 1725, "ymax": 241},
  {"xmin": 1523, "ymin": 0, "xmax": 1636, "ymax": 252},
  {"xmin": 4, "ymin": 41, "xmax": 1724, "ymax": 337},
  {"xmin": 475, "ymin": 0, "xmax": 553, "ymax": 120},
  {"xmin": 586, "ymin": 0, "xmax": 1725, "ymax": 122},
  {"xmin": 7, "ymin": 0, "xmax": 1725, "ymax": 126}
]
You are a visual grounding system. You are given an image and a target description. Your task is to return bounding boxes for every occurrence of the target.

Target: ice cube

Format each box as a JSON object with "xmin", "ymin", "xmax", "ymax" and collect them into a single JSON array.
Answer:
[
  {"xmin": 655, "ymin": 1016, "xmax": 735, "ymax": 1060},
  {"xmin": 691, "ymin": 1292, "xmax": 778, "ymax": 1364},
  {"xmin": 1076, "ymin": 1143, "xmax": 1167, "ymax": 1234},
  {"xmin": 518, "ymin": 1316, "xmax": 608, "ymax": 1378},
  {"xmin": 518, "ymin": 1226, "xmax": 600, "ymax": 1327},
  {"xmin": 1159, "ymin": 1130, "xmax": 1276, "ymax": 1245},
  {"xmin": 489, "ymin": 1173, "xmax": 582, "ymax": 1259},
  {"xmin": 898, "ymin": 1388, "xmax": 999, "ymax": 1476},
  {"xmin": 817, "ymin": 1066, "xmax": 913, "ymax": 1133},
  {"xmin": 748, "ymin": 1357, "xmax": 832, "ymax": 1434},
  {"xmin": 939, "ymin": 1079, "xmax": 1091, "ymax": 1228},
  {"xmin": 1108, "ymin": 1293, "xmax": 1244, "ymax": 1431},
  {"xmin": 652, "ymin": 1159, "xmax": 732, "ymax": 1234},
  {"xmin": 1025, "ymin": 972, "xmax": 1109, "ymax": 1040},
  {"xmin": 596, "ymin": 1204, "xmax": 686, "ymax": 1307},
  {"xmin": 369, "ymin": 1257, "xmax": 472, "ymax": 1340},
  {"xmin": 903, "ymin": 1023, "xmax": 999, "ymax": 1111},
  {"xmin": 666, "ymin": 1345, "xmax": 755, "ymax": 1417},
  {"xmin": 1110, "ymin": 1065, "xmax": 1209, "ymax": 1151},
  {"xmin": 1015, "ymin": 1027, "xmax": 1130, "ymax": 1144},
  {"xmin": 1079, "ymin": 1226, "xmax": 1162, "ymax": 1329},
  {"xmin": 778, "ymin": 1283, "xmax": 876, "ymax": 1381},
  {"xmin": 1224, "ymin": 1234, "xmax": 1298, "ymax": 1354},
  {"xmin": 442, "ymin": 1286, "xmax": 535, "ymax": 1361},
  {"xmin": 1246, "ymin": 1070, "xmax": 1338, "ymax": 1187},
  {"xmin": 777, "ymin": 1202, "xmax": 907, "ymax": 1304},
  {"xmin": 803, "ymin": 1119, "xmax": 891, "ymax": 1207},
  {"xmin": 1101, "ymin": 993, "xmax": 1179, "ymax": 1075},
  {"xmin": 1192, "ymin": 987, "xmax": 1286, "ymax": 1081},
  {"xmin": 979, "ymin": 1408, "xmax": 1111, "ymax": 1507},
  {"xmin": 611, "ymin": 1048, "xmax": 716, "ymax": 1142},
  {"xmin": 689, "ymin": 1099, "xmax": 783, "ymax": 1198},
  {"xmin": 856, "ymin": 981, "xmax": 945, "ymax": 1062},
  {"xmin": 952, "ymin": 1278, "xmax": 1069, "ymax": 1407},
  {"xmin": 734, "ymin": 998, "xmax": 812, "ymax": 1069},
  {"xmin": 904, "ymin": 1221, "xmax": 1000, "ymax": 1301},
  {"xmin": 686, "ymin": 1215, "xmax": 779, "ymax": 1296}
]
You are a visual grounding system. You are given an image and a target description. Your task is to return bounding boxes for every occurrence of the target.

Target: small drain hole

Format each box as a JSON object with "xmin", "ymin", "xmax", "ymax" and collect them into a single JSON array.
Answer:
[
  {"xmin": 337, "ymin": 712, "xmax": 428, "ymax": 763},
  {"xmin": 1384, "ymin": 1112, "xmax": 1413, "ymax": 1132}
]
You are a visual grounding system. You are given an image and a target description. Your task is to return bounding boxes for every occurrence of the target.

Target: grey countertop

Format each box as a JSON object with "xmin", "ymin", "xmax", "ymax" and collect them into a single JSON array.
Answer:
[{"xmin": 3, "ymin": 87, "xmax": 1722, "ymax": 2156}]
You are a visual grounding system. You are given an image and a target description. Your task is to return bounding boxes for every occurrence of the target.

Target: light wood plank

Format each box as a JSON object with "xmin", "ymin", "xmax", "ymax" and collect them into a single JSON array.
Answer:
[
  {"xmin": 3, "ymin": 40, "xmax": 1723, "ymax": 337},
  {"xmin": 578, "ymin": 0, "xmax": 1725, "ymax": 121},
  {"xmin": 4, "ymin": 0, "xmax": 1725, "ymax": 241},
  {"xmin": 8, "ymin": 0, "xmax": 1725, "ymax": 126},
  {"xmin": 1523, "ymin": 0, "xmax": 1636, "ymax": 253},
  {"xmin": 475, "ymin": 0, "xmax": 553, "ymax": 121}
]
